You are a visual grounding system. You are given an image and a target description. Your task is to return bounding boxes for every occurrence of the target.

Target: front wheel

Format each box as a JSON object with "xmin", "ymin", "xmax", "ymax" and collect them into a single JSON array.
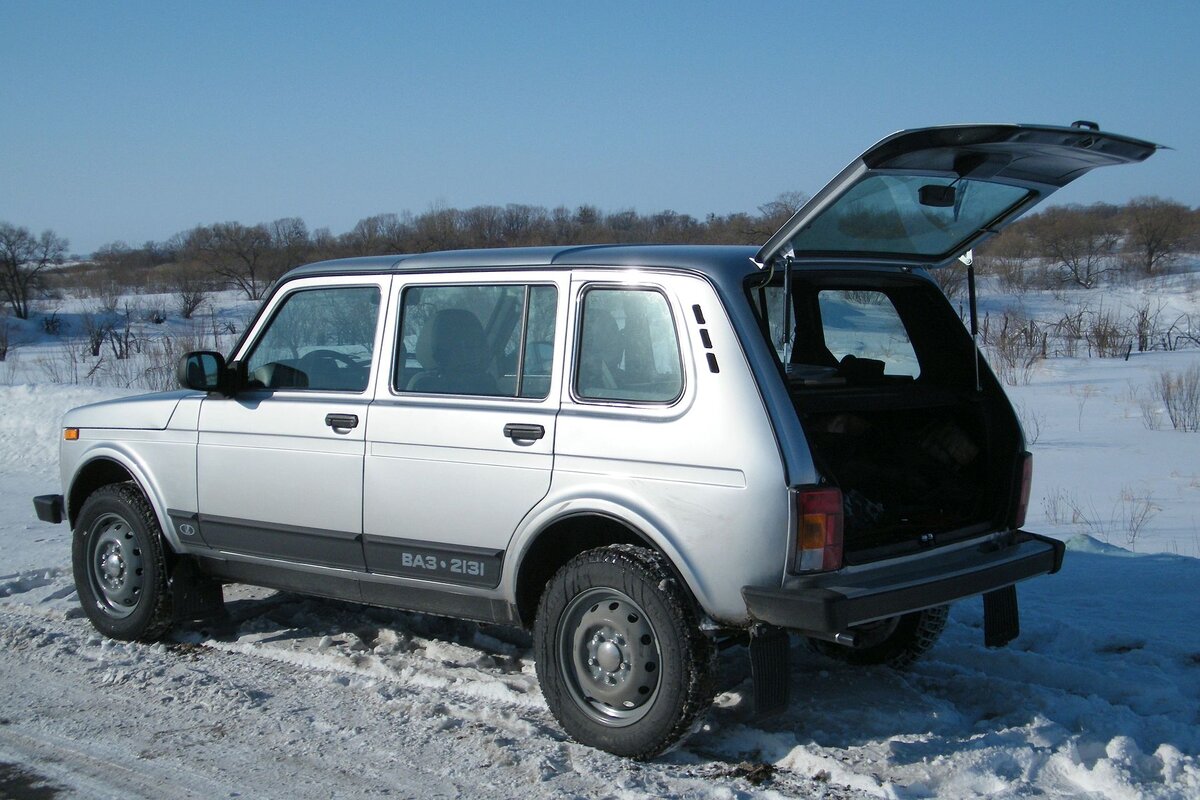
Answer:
[
  {"xmin": 534, "ymin": 545, "xmax": 714, "ymax": 759},
  {"xmin": 72, "ymin": 483, "xmax": 174, "ymax": 642}
]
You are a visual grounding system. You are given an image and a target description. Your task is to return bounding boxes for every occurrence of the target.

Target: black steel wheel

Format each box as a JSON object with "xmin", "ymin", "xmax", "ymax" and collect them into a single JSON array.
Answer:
[
  {"xmin": 534, "ymin": 545, "xmax": 714, "ymax": 759},
  {"xmin": 72, "ymin": 483, "xmax": 173, "ymax": 642}
]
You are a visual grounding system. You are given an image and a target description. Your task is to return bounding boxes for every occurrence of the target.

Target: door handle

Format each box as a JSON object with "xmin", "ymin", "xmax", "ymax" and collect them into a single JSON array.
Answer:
[
  {"xmin": 503, "ymin": 423, "xmax": 545, "ymax": 441},
  {"xmin": 325, "ymin": 413, "xmax": 359, "ymax": 430}
]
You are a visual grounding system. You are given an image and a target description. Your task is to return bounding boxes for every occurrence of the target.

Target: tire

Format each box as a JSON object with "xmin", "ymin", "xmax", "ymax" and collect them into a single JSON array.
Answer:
[
  {"xmin": 72, "ymin": 483, "xmax": 174, "ymax": 642},
  {"xmin": 810, "ymin": 605, "xmax": 949, "ymax": 669},
  {"xmin": 533, "ymin": 545, "xmax": 715, "ymax": 759}
]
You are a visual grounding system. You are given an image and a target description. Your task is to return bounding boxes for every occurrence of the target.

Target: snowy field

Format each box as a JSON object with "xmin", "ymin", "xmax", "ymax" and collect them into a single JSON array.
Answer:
[{"xmin": 1, "ymin": 272, "xmax": 1198, "ymax": 799}]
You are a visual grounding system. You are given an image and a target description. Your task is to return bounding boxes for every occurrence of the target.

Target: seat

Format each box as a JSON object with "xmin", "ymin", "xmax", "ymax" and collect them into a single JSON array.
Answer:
[
  {"xmin": 577, "ymin": 308, "xmax": 625, "ymax": 397},
  {"xmin": 406, "ymin": 308, "xmax": 498, "ymax": 396}
]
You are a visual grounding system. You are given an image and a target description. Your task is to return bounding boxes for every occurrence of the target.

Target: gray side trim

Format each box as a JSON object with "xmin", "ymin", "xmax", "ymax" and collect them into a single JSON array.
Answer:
[
  {"xmin": 194, "ymin": 557, "xmax": 518, "ymax": 626},
  {"xmin": 196, "ymin": 514, "xmax": 364, "ymax": 570}
]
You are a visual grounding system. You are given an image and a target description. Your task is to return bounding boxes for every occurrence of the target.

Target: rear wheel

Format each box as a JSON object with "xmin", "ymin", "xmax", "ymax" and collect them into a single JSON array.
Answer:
[
  {"xmin": 72, "ymin": 483, "xmax": 173, "ymax": 642},
  {"xmin": 534, "ymin": 545, "xmax": 714, "ymax": 759},
  {"xmin": 810, "ymin": 605, "xmax": 949, "ymax": 669}
]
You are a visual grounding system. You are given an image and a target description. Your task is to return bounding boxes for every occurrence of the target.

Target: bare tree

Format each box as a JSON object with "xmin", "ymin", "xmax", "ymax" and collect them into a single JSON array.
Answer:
[
  {"xmin": 344, "ymin": 213, "xmax": 408, "ymax": 255},
  {"xmin": 411, "ymin": 206, "xmax": 462, "ymax": 252},
  {"xmin": 752, "ymin": 191, "xmax": 810, "ymax": 238},
  {"xmin": 0, "ymin": 222, "xmax": 69, "ymax": 319},
  {"xmin": 184, "ymin": 222, "xmax": 275, "ymax": 300},
  {"xmin": 1027, "ymin": 205, "xmax": 1122, "ymax": 288},
  {"xmin": 267, "ymin": 217, "xmax": 311, "ymax": 276},
  {"xmin": 977, "ymin": 226, "xmax": 1037, "ymax": 290},
  {"xmin": 1122, "ymin": 196, "xmax": 1193, "ymax": 276},
  {"xmin": 166, "ymin": 263, "xmax": 210, "ymax": 319},
  {"xmin": 460, "ymin": 206, "xmax": 505, "ymax": 246}
]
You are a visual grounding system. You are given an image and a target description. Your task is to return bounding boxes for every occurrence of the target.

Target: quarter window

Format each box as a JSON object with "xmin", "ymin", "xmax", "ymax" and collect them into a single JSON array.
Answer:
[
  {"xmin": 396, "ymin": 284, "xmax": 558, "ymax": 398},
  {"xmin": 575, "ymin": 288, "xmax": 683, "ymax": 403},
  {"xmin": 817, "ymin": 289, "xmax": 920, "ymax": 378},
  {"xmin": 244, "ymin": 286, "xmax": 380, "ymax": 392}
]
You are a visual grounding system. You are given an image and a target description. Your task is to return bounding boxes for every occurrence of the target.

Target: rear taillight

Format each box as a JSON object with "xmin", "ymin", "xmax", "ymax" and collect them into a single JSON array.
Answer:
[
  {"xmin": 793, "ymin": 487, "xmax": 843, "ymax": 572},
  {"xmin": 1013, "ymin": 452, "xmax": 1033, "ymax": 529}
]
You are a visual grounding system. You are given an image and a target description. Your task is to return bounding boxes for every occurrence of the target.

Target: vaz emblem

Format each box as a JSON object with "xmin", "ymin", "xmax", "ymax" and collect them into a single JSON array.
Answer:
[{"xmin": 178, "ymin": 523, "xmax": 197, "ymax": 536}]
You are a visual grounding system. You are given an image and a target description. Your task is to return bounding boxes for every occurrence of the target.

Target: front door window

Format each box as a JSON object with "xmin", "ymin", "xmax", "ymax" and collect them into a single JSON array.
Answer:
[{"xmin": 245, "ymin": 286, "xmax": 381, "ymax": 392}]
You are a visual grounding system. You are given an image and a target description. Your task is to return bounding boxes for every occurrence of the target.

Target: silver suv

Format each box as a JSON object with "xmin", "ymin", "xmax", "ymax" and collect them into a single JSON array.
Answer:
[{"xmin": 34, "ymin": 123, "xmax": 1156, "ymax": 758}]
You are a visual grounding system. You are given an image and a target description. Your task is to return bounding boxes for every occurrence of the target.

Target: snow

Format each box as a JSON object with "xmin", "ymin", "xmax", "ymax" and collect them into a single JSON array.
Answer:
[{"xmin": 1, "ymin": 272, "xmax": 1199, "ymax": 798}]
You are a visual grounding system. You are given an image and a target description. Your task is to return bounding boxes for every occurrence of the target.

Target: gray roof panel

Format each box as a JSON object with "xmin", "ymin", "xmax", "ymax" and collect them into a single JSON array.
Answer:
[{"xmin": 281, "ymin": 244, "xmax": 762, "ymax": 286}]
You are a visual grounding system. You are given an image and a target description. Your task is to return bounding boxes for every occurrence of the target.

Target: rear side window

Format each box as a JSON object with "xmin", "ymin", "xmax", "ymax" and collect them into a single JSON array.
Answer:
[
  {"xmin": 575, "ymin": 288, "xmax": 682, "ymax": 403},
  {"xmin": 817, "ymin": 290, "xmax": 920, "ymax": 378},
  {"xmin": 396, "ymin": 284, "xmax": 558, "ymax": 398}
]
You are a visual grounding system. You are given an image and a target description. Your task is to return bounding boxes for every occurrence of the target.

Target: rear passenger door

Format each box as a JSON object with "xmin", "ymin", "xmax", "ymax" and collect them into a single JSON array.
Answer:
[{"xmin": 362, "ymin": 273, "xmax": 566, "ymax": 588}]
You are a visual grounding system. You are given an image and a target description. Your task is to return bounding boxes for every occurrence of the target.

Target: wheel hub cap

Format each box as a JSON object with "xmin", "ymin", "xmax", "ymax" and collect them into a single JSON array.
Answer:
[
  {"xmin": 595, "ymin": 640, "xmax": 622, "ymax": 673},
  {"xmin": 100, "ymin": 546, "xmax": 125, "ymax": 586}
]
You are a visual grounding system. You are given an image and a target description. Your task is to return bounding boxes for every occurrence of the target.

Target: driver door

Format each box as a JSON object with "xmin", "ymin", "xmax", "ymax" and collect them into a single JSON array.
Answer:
[{"xmin": 195, "ymin": 275, "xmax": 390, "ymax": 570}]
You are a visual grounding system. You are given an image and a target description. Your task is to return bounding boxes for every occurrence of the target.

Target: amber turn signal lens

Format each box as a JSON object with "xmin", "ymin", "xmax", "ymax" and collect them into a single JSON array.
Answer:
[{"xmin": 63, "ymin": 428, "xmax": 79, "ymax": 441}]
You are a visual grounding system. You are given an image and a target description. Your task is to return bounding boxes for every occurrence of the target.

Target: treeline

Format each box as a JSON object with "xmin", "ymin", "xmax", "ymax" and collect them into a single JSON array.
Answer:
[
  {"xmin": 2, "ymin": 194, "xmax": 1198, "ymax": 322},
  {"xmin": 974, "ymin": 196, "xmax": 1199, "ymax": 291},
  {"xmin": 63, "ymin": 193, "xmax": 809, "ymax": 306}
]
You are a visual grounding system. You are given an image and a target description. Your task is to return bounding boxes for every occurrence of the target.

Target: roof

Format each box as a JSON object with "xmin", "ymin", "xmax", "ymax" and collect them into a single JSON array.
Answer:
[{"xmin": 281, "ymin": 244, "xmax": 762, "ymax": 286}]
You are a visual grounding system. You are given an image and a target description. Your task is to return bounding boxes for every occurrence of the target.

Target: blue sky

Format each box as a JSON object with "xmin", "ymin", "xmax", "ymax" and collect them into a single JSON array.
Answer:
[{"xmin": 2, "ymin": 1, "xmax": 1198, "ymax": 255}]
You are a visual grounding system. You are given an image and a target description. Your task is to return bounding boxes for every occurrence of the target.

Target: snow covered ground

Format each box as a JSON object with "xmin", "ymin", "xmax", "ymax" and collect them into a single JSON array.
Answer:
[{"xmin": 1, "ymin": 273, "xmax": 1199, "ymax": 798}]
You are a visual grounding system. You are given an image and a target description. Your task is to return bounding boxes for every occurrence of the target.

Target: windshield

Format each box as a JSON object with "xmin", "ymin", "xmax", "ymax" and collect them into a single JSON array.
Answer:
[{"xmin": 788, "ymin": 175, "xmax": 1031, "ymax": 259}]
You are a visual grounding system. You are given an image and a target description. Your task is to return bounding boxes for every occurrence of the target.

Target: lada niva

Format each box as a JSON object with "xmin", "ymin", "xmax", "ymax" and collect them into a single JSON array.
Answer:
[{"xmin": 34, "ymin": 123, "xmax": 1157, "ymax": 757}]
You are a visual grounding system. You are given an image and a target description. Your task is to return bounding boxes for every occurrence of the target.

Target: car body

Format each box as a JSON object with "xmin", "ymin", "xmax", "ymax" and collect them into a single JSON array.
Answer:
[{"xmin": 35, "ymin": 122, "xmax": 1157, "ymax": 758}]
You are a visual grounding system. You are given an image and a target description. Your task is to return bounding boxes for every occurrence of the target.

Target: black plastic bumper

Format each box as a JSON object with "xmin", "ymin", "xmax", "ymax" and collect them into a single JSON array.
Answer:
[
  {"xmin": 33, "ymin": 494, "xmax": 64, "ymax": 525},
  {"xmin": 743, "ymin": 530, "xmax": 1065, "ymax": 633}
]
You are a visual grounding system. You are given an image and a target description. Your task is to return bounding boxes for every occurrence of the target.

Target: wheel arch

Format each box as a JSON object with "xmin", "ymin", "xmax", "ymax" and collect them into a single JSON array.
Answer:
[
  {"xmin": 511, "ymin": 508, "xmax": 708, "ymax": 629},
  {"xmin": 67, "ymin": 451, "xmax": 176, "ymax": 552}
]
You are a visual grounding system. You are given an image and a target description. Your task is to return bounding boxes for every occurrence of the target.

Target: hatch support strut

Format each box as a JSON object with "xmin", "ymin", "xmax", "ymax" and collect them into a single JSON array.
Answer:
[
  {"xmin": 964, "ymin": 250, "xmax": 982, "ymax": 392},
  {"xmin": 780, "ymin": 248, "xmax": 795, "ymax": 363}
]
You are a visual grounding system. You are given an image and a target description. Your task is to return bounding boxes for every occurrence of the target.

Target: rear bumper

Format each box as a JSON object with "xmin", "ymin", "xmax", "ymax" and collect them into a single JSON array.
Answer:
[
  {"xmin": 33, "ymin": 494, "xmax": 64, "ymax": 525},
  {"xmin": 742, "ymin": 530, "xmax": 1064, "ymax": 633}
]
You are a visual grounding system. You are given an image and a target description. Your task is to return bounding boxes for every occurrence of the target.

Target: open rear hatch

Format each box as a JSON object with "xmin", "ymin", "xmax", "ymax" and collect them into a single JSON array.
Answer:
[
  {"xmin": 750, "ymin": 122, "xmax": 1158, "ymax": 563},
  {"xmin": 754, "ymin": 122, "xmax": 1158, "ymax": 270}
]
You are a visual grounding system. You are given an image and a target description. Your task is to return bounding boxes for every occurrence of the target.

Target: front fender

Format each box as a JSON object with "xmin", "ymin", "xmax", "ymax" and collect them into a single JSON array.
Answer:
[{"xmin": 64, "ymin": 437, "xmax": 194, "ymax": 552}]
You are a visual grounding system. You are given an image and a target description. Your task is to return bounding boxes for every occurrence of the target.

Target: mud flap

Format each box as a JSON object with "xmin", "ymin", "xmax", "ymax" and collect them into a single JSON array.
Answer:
[
  {"xmin": 749, "ymin": 625, "xmax": 790, "ymax": 717},
  {"xmin": 983, "ymin": 585, "xmax": 1019, "ymax": 647},
  {"xmin": 170, "ymin": 559, "xmax": 226, "ymax": 622}
]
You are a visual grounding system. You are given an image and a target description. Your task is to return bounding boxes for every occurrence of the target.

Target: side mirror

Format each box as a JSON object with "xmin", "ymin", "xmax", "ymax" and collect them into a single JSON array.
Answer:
[{"xmin": 177, "ymin": 351, "xmax": 232, "ymax": 394}]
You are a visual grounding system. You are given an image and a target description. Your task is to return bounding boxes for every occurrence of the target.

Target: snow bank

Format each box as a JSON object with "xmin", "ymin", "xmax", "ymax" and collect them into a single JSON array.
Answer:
[{"xmin": 1, "ymin": 342, "xmax": 1197, "ymax": 797}]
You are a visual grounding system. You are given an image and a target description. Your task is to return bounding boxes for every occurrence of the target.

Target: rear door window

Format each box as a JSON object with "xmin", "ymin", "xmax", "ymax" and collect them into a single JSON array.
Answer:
[{"xmin": 395, "ymin": 284, "xmax": 558, "ymax": 398}]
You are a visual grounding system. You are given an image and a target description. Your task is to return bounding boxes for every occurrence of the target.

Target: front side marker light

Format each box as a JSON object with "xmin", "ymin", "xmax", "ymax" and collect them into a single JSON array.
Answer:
[{"xmin": 63, "ymin": 428, "xmax": 79, "ymax": 441}]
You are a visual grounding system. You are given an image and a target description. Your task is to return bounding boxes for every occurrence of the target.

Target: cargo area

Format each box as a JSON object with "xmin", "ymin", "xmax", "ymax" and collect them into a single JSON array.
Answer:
[
  {"xmin": 795, "ymin": 386, "xmax": 1014, "ymax": 562},
  {"xmin": 749, "ymin": 271, "xmax": 1024, "ymax": 564}
]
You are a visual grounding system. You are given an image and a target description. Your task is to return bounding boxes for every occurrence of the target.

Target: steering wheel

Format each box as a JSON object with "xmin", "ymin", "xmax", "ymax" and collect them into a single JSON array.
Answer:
[{"xmin": 299, "ymin": 349, "xmax": 359, "ymax": 368}]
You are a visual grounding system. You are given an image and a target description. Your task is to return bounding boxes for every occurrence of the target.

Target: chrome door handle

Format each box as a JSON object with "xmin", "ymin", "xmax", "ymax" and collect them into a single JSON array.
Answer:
[{"xmin": 503, "ymin": 423, "xmax": 545, "ymax": 441}]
